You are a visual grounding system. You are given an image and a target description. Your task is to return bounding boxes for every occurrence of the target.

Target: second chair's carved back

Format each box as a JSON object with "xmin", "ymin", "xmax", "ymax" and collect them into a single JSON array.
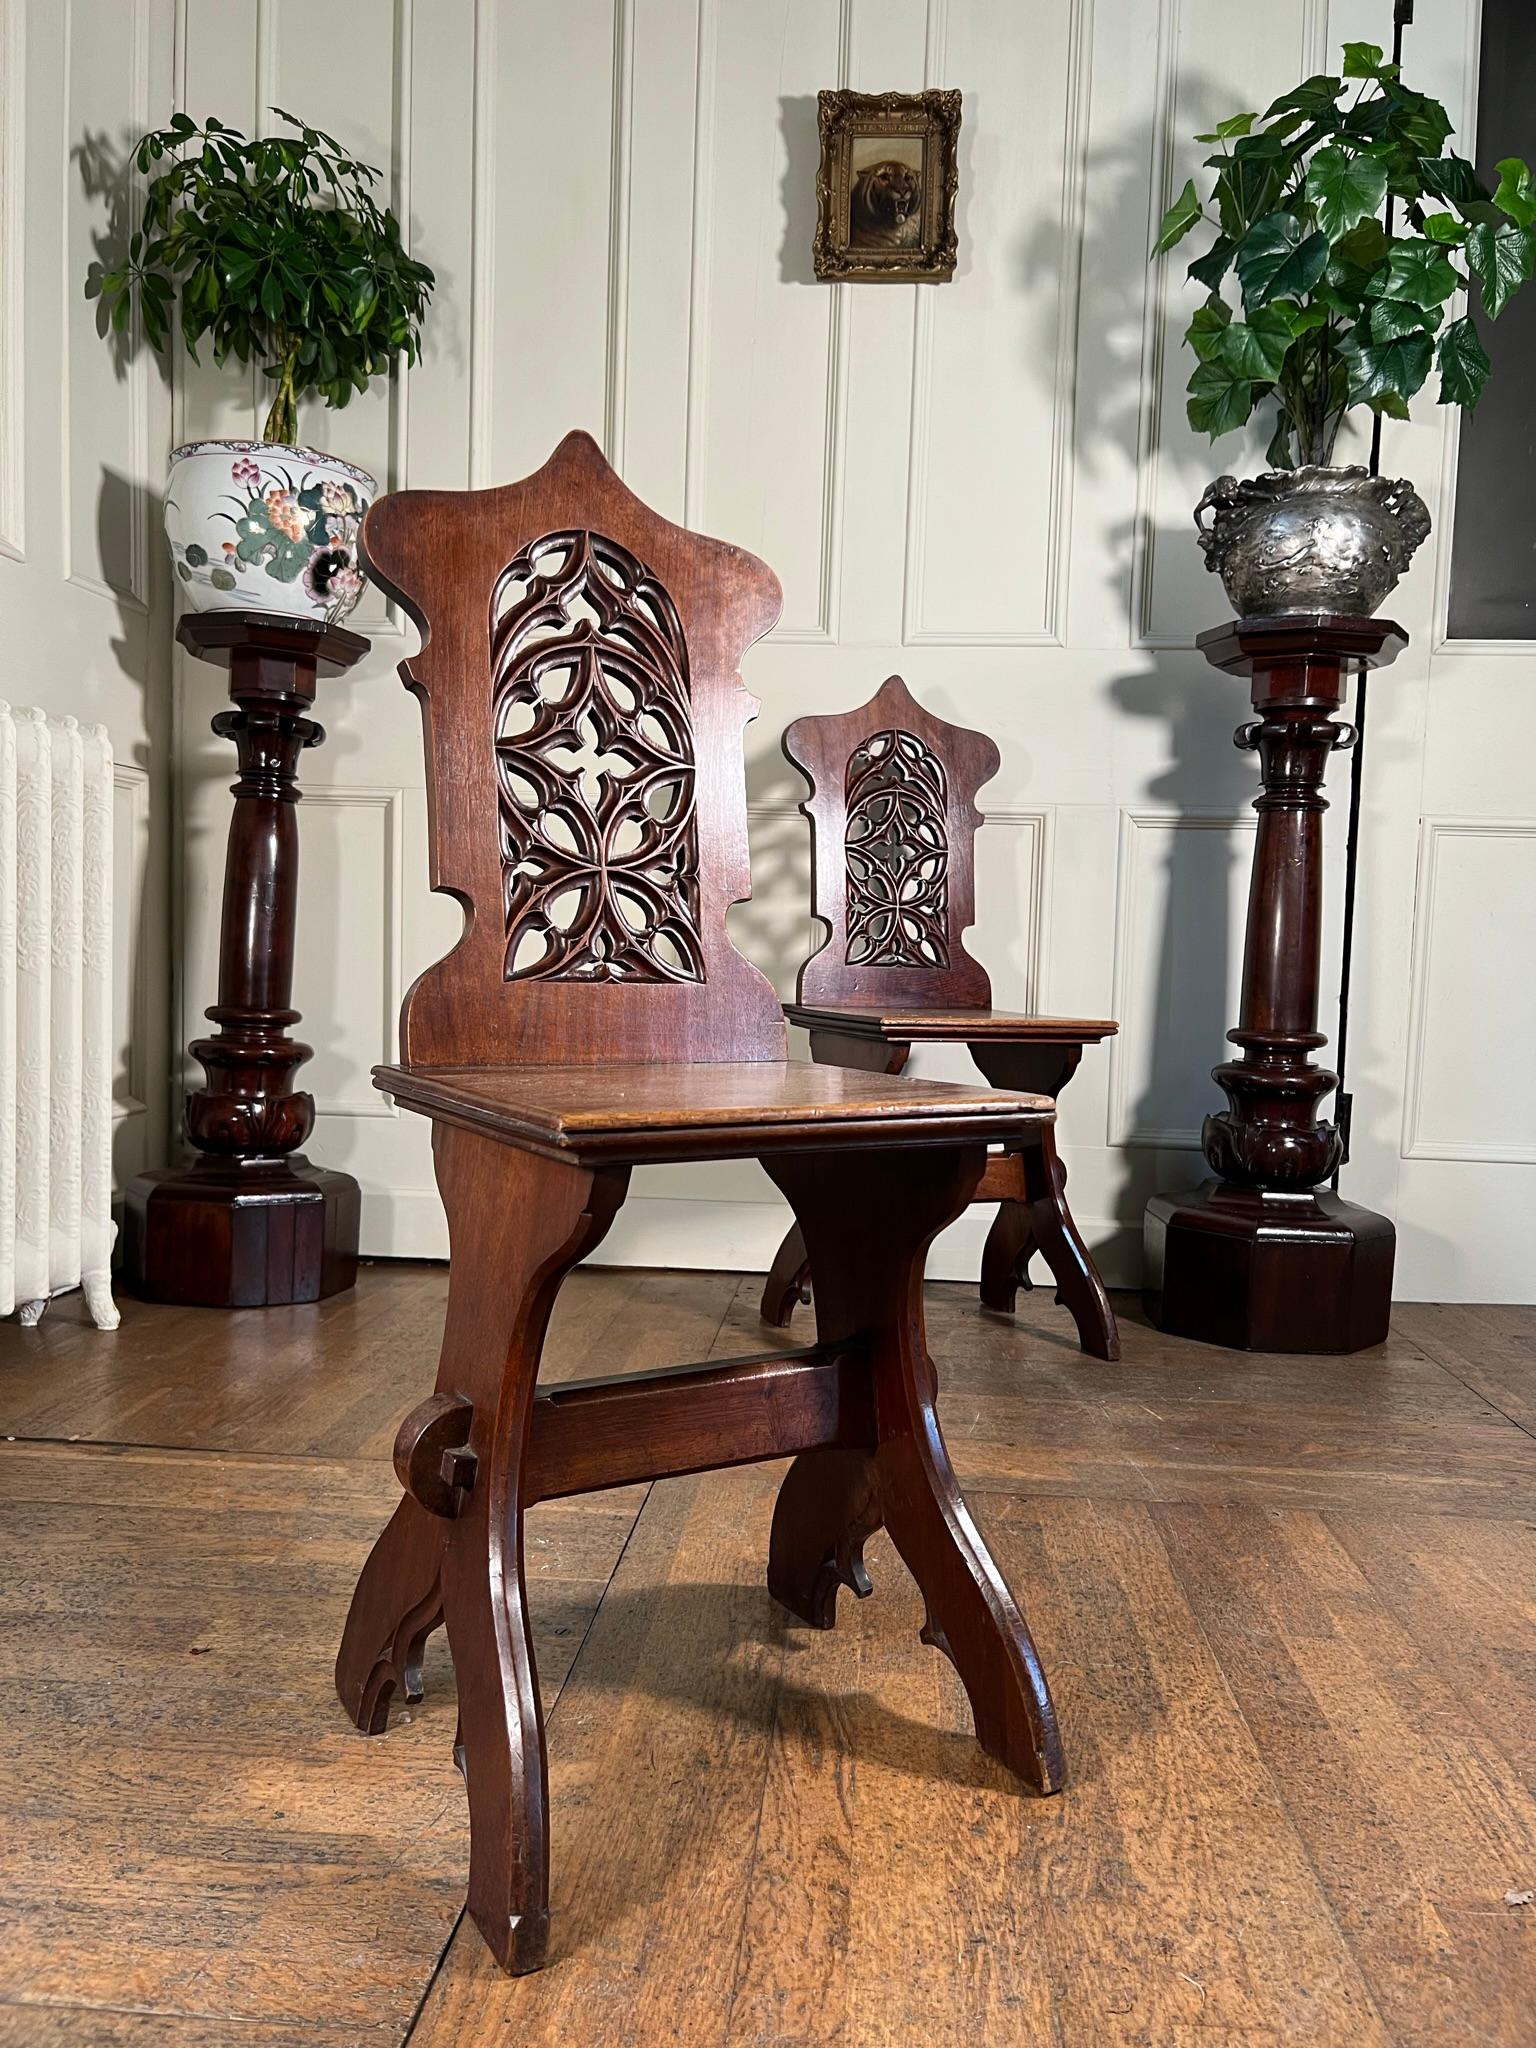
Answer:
[
  {"xmin": 361, "ymin": 431, "xmax": 787, "ymax": 1067},
  {"xmin": 786, "ymin": 674, "xmax": 998, "ymax": 1009}
]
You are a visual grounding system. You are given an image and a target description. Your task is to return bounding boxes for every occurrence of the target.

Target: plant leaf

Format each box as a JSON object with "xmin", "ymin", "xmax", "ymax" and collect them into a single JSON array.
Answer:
[
  {"xmin": 1417, "ymin": 154, "xmax": 1498, "ymax": 219},
  {"xmin": 1194, "ymin": 111, "xmax": 1256, "ymax": 145},
  {"xmin": 1465, "ymin": 220, "xmax": 1536, "ymax": 317},
  {"xmin": 1186, "ymin": 357, "xmax": 1255, "ymax": 438},
  {"xmin": 1373, "ymin": 239, "xmax": 1460, "ymax": 307},
  {"xmin": 1370, "ymin": 297, "xmax": 1437, "ymax": 342},
  {"xmin": 1422, "ymin": 211, "xmax": 1468, "ymax": 245},
  {"xmin": 1154, "ymin": 177, "xmax": 1203, "ymax": 254},
  {"xmin": 1235, "ymin": 213, "xmax": 1330, "ymax": 307},
  {"xmin": 1333, "ymin": 219, "xmax": 1393, "ymax": 271},
  {"xmin": 1284, "ymin": 301, "xmax": 1329, "ymax": 333},
  {"xmin": 1341, "ymin": 42, "xmax": 1392, "ymax": 80},
  {"xmin": 1263, "ymin": 74, "xmax": 1343, "ymax": 123},
  {"xmin": 1186, "ymin": 297, "xmax": 1232, "ymax": 362},
  {"xmin": 1436, "ymin": 314, "xmax": 1491, "ymax": 407},
  {"xmin": 1265, "ymin": 415, "xmax": 1295, "ymax": 469},
  {"xmin": 1339, "ymin": 328, "xmax": 1433, "ymax": 406},
  {"xmin": 1187, "ymin": 233, "xmax": 1235, "ymax": 290},
  {"xmin": 1305, "ymin": 145, "xmax": 1389, "ymax": 240},
  {"xmin": 1493, "ymin": 157, "xmax": 1536, "ymax": 229},
  {"xmin": 1217, "ymin": 303, "xmax": 1293, "ymax": 380}
]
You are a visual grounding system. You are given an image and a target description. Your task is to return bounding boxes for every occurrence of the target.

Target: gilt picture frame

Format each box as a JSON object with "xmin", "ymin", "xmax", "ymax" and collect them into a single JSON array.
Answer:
[{"xmin": 813, "ymin": 89, "xmax": 961, "ymax": 284}]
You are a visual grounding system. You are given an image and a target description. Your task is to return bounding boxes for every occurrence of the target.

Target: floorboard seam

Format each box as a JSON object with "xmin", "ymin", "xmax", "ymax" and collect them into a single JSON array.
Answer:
[
  {"xmin": 398, "ymin": 1481, "xmax": 657, "ymax": 2043},
  {"xmin": 395, "ymin": 1905, "xmax": 466, "ymax": 2047},
  {"xmin": 0, "ymin": 1993, "xmax": 370, "ymax": 2035},
  {"xmin": 717, "ymin": 1607, "xmax": 789, "ymax": 2047},
  {"xmin": 0, "ymin": 1432, "xmax": 397, "ymax": 1463},
  {"xmin": 1408, "ymin": 1355, "xmax": 1536, "ymax": 1447}
]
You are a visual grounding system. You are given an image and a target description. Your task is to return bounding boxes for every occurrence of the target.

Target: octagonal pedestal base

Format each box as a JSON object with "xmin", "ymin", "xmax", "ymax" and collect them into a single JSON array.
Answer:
[
  {"xmin": 1143, "ymin": 1179, "xmax": 1394, "ymax": 1354},
  {"xmin": 123, "ymin": 1156, "xmax": 360, "ymax": 1308}
]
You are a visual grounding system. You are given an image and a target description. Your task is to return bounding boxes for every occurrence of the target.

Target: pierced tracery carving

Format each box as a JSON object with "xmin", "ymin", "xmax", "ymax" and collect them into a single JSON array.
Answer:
[
  {"xmin": 490, "ymin": 529, "xmax": 705, "ymax": 983},
  {"xmin": 843, "ymin": 727, "xmax": 950, "ymax": 970}
]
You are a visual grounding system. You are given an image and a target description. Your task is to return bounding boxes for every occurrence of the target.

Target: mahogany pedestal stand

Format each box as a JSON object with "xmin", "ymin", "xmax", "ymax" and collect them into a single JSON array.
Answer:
[
  {"xmin": 124, "ymin": 612, "xmax": 365, "ymax": 1307},
  {"xmin": 1143, "ymin": 613, "xmax": 1402, "ymax": 1353}
]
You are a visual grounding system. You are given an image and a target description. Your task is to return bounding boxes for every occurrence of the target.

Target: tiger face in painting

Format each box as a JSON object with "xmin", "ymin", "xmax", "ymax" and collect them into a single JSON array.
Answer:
[{"xmin": 849, "ymin": 158, "xmax": 923, "ymax": 249}]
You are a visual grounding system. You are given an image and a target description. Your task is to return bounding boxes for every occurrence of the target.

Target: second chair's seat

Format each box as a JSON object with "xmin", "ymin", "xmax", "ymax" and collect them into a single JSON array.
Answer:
[
  {"xmin": 786, "ymin": 1003, "xmax": 1119, "ymax": 1046},
  {"xmin": 375, "ymin": 1060, "xmax": 1055, "ymax": 1164}
]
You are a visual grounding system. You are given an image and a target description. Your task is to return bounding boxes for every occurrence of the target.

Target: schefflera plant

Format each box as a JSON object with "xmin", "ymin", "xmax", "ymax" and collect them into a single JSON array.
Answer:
[
  {"xmin": 90, "ymin": 109, "xmax": 434, "ymax": 449},
  {"xmin": 1154, "ymin": 40, "xmax": 1536, "ymax": 469}
]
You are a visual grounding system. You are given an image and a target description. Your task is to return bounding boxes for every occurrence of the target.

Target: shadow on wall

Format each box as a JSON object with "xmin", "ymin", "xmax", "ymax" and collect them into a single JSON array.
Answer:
[
  {"xmin": 778, "ymin": 97, "xmax": 820, "ymax": 288},
  {"xmin": 1107, "ymin": 609, "xmax": 1253, "ymax": 1198}
]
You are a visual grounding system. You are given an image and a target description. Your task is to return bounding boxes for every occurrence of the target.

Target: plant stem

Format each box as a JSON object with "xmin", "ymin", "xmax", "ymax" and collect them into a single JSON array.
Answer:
[{"xmin": 262, "ymin": 337, "xmax": 300, "ymax": 446}]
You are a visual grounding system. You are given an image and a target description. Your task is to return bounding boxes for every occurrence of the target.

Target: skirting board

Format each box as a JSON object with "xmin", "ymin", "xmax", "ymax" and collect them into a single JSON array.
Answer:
[{"xmin": 361, "ymin": 1186, "xmax": 1143, "ymax": 1291}]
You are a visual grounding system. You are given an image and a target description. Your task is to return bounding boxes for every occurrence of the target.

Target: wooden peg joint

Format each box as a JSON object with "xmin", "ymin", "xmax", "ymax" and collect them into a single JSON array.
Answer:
[{"xmin": 393, "ymin": 1391, "xmax": 478, "ymax": 1518}]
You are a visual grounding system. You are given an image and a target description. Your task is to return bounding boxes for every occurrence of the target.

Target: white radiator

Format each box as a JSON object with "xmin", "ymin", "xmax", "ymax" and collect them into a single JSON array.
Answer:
[{"xmin": 0, "ymin": 705, "xmax": 118, "ymax": 1329}]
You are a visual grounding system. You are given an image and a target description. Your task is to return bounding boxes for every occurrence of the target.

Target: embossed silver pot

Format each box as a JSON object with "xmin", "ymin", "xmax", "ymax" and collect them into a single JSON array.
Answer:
[{"xmin": 1193, "ymin": 465, "xmax": 1431, "ymax": 618}]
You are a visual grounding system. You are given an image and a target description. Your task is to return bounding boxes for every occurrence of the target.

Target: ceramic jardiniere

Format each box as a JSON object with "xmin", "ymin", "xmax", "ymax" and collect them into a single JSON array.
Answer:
[
  {"xmin": 1193, "ymin": 465, "xmax": 1431, "ymax": 619},
  {"xmin": 165, "ymin": 440, "xmax": 376, "ymax": 623}
]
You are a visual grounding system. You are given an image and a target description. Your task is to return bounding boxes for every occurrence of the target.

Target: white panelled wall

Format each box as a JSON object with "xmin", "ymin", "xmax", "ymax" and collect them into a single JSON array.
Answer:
[
  {"xmin": 17, "ymin": 0, "xmax": 1529, "ymax": 1301},
  {"xmin": 1, "ymin": 0, "xmax": 175, "ymax": 1200}
]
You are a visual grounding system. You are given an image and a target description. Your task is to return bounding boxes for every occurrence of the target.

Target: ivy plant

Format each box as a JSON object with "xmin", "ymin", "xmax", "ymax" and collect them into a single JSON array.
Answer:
[
  {"xmin": 1154, "ymin": 42, "xmax": 1536, "ymax": 469},
  {"xmin": 89, "ymin": 109, "xmax": 435, "ymax": 448}
]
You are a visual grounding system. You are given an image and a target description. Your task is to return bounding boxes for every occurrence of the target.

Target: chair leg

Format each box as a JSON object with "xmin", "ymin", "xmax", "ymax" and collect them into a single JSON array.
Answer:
[
  {"xmin": 978, "ymin": 1194, "xmax": 1038, "ymax": 1316},
  {"xmin": 335, "ymin": 1493, "xmax": 447, "ymax": 1733},
  {"xmin": 767, "ymin": 1444, "xmax": 880, "ymax": 1625},
  {"xmin": 336, "ymin": 1122, "xmax": 628, "ymax": 1976},
  {"xmin": 760, "ymin": 1219, "xmax": 812, "ymax": 1328},
  {"xmin": 763, "ymin": 1147, "xmax": 1065, "ymax": 1795},
  {"xmin": 1017, "ymin": 1126, "xmax": 1120, "ymax": 1362}
]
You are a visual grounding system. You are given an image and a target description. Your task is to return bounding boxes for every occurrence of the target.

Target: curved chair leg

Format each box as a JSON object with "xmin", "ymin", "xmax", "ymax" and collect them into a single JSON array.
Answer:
[
  {"xmin": 335, "ymin": 1493, "xmax": 448, "ymax": 1733},
  {"xmin": 767, "ymin": 1444, "xmax": 880, "ymax": 1626},
  {"xmin": 760, "ymin": 1220, "xmax": 812, "ymax": 1328},
  {"xmin": 979, "ymin": 1196, "xmax": 1038, "ymax": 1315},
  {"xmin": 763, "ymin": 1147, "xmax": 1065, "ymax": 1795},
  {"xmin": 1018, "ymin": 1127, "xmax": 1120, "ymax": 1362},
  {"xmin": 337, "ymin": 1121, "xmax": 627, "ymax": 1977}
]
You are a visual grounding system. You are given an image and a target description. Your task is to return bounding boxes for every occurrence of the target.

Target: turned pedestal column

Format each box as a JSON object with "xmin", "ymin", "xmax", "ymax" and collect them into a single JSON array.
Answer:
[
  {"xmin": 124, "ymin": 612, "xmax": 364, "ymax": 1307},
  {"xmin": 1143, "ymin": 613, "xmax": 1401, "ymax": 1354}
]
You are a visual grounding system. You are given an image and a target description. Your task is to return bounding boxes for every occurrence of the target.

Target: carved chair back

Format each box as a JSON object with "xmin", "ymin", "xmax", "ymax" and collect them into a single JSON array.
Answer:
[
  {"xmin": 361, "ymin": 432, "xmax": 786, "ymax": 1067},
  {"xmin": 786, "ymin": 673, "xmax": 998, "ymax": 1009}
]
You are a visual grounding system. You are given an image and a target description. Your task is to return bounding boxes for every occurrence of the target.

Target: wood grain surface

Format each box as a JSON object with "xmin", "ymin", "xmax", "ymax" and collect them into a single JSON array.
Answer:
[
  {"xmin": 372, "ymin": 1059, "xmax": 1053, "ymax": 1163},
  {"xmin": 3, "ymin": 1268, "xmax": 1535, "ymax": 2043}
]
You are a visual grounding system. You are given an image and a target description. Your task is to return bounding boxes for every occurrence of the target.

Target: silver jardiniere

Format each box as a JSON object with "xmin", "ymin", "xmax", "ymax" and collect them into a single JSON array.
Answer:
[{"xmin": 1193, "ymin": 465, "xmax": 1431, "ymax": 618}]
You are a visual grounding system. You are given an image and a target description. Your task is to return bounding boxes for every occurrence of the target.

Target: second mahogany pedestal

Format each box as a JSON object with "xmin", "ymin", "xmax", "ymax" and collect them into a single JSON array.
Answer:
[
  {"xmin": 123, "ymin": 612, "xmax": 365, "ymax": 1307},
  {"xmin": 1144, "ymin": 613, "xmax": 1400, "ymax": 1354}
]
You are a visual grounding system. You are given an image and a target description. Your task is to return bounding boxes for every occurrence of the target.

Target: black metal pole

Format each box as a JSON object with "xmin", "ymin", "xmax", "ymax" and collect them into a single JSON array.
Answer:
[{"xmin": 1333, "ymin": 0, "xmax": 1413, "ymax": 1179}]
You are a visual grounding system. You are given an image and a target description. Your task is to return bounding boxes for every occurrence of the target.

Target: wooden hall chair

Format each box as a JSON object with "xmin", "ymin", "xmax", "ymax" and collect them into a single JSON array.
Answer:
[
  {"xmin": 760, "ymin": 675, "xmax": 1122, "ymax": 1360},
  {"xmin": 335, "ymin": 432, "xmax": 1065, "ymax": 1976}
]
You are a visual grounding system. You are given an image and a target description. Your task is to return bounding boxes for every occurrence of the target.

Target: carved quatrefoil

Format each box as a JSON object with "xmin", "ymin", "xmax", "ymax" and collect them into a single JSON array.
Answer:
[
  {"xmin": 490, "ymin": 529, "xmax": 705, "ymax": 983},
  {"xmin": 844, "ymin": 727, "xmax": 951, "ymax": 970}
]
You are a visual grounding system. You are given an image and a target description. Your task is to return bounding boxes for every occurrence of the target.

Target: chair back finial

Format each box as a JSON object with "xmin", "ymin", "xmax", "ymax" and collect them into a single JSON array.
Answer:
[
  {"xmin": 362, "ymin": 431, "xmax": 786, "ymax": 1066},
  {"xmin": 785, "ymin": 673, "xmax": 998, "ymax": 1009}
]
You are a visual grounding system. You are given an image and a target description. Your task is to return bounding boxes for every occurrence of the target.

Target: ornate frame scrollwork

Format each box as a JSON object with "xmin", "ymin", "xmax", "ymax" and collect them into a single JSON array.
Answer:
[
  {"xmin": 490, "ymin": 528, "xmax": 706, "ymax": 984},
  {"xmin": 813, "ymin": 89, "xmax": 961, "ymax": 284}
]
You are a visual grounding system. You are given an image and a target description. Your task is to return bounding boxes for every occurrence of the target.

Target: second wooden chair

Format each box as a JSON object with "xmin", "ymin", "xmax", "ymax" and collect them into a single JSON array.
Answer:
[{"xmin": 761, "ymin": 674, "xmax": 1121, "ymax": 1360}]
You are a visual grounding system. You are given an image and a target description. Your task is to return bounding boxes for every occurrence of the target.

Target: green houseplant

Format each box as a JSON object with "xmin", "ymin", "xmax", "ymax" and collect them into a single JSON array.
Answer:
[
  {"xmin": 1153, "ymin": 42, "xmax": 1536, "ymax": 616},
  {"xmin": 90, "ymin": 109, "xmax": 434, "ymax": 622}
]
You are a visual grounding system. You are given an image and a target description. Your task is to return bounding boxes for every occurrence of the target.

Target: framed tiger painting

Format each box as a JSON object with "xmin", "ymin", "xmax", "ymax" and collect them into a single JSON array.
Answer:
[{"xmin": 813, "ymin": 88, "xmax": 961, "ymax": 283}]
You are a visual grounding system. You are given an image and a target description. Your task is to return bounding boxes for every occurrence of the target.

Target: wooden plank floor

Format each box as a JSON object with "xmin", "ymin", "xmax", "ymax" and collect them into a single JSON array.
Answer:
[{"xmin": 1, "ymin": 1265, "xmax": 1534, "ymax": 2045}]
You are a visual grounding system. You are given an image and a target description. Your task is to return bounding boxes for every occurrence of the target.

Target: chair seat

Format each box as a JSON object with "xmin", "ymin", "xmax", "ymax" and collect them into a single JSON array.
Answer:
[
  {"xmin": 373, "ymin": 1060, "xmax": 1054, "ymax": 1166},
  {"xmin": 784, "ymin": 1001, "xmax": 1119, "ymax": 1046}
]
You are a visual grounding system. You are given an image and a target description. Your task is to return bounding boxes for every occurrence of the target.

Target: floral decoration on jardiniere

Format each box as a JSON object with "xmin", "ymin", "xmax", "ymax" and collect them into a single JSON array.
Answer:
[{"xmin": 168, "ymin": 442, "xmax": 373, "ymax": 621}]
